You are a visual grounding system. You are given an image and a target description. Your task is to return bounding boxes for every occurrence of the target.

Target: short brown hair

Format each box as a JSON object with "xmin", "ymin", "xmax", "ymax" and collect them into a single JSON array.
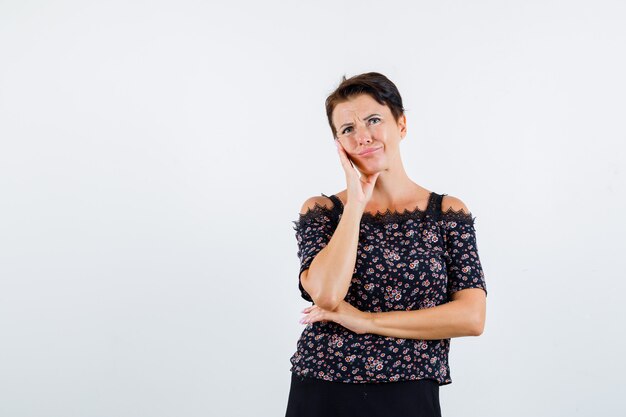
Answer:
[{"xmin": 325, "ymin": 72, "xmax": 405, "ymax": 139}]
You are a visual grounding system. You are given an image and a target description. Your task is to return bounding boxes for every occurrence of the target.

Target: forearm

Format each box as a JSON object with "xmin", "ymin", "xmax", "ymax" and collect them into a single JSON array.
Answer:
[
  {"xmin": 304, "ymin": 203, "xmax": 363, "ymax": 309},
  {"xmin": 365, "ymin": 300, "xmax": 480, "ymax": 340}
]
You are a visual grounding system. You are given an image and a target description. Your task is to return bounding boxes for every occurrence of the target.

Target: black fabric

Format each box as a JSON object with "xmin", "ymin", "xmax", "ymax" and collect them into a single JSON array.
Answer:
[
  {"xmin": 432, "ymin": 193, "xmax": 444, "ymax": 222},
  {"xmin": 285, "ymin": 372, "xmax": 442, "ymax": 417},
  {"xmin": 324, "ymin": 193, "xmax": 343, "ymax": 225}
]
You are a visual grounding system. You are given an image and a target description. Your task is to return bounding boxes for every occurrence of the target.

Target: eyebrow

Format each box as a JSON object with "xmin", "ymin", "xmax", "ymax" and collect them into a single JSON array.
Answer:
[{"xmin": 339, "ymin": 113, "xmax": 382, "ymax": 130}]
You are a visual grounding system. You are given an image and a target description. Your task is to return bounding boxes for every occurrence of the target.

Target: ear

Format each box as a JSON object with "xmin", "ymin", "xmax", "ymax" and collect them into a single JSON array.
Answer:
[{"xmin": 398, "ymin": 114, "xmax": 407, "ymax": 139}]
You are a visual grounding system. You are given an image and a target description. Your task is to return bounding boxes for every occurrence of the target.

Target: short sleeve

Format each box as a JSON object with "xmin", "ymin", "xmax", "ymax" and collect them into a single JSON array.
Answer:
[
  {"xmin": 292, "ymin": 207, "xmax": 338, "ymax": 302},
  {"xmin": 441, "ymin": 213, "xmax": 488, "ymax": 297}
]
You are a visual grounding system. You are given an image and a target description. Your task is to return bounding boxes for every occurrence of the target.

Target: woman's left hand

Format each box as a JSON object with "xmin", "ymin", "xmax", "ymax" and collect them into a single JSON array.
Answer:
[{"xmin": 300, "ymin": 300, "xmax": 373, "ymax": 335}]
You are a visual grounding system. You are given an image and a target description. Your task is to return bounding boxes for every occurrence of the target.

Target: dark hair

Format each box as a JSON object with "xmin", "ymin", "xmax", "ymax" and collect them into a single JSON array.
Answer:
[{"xmin": 325, "ymin": 72, "xmax": 405, "ymax": 139}]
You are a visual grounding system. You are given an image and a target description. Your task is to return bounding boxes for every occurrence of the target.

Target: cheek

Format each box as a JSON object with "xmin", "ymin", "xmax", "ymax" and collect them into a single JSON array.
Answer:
[{"xmin": 373, "ymin": 125, "xmax": 390, "ymax": 138}]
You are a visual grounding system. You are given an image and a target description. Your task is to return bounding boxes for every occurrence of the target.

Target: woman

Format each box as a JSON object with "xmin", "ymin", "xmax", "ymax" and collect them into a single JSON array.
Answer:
[{"xmin": 284, "ymin": 72, "xmax": 488, "ymax": 417}]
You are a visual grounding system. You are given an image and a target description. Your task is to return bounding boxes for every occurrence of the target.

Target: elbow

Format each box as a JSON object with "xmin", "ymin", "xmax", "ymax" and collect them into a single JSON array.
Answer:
[
  {"xmin": 312, "ymin": 294, "xmax": 341, "ymax": 311},
  {"xmin": 469, "ymin": 315, "xmax": 485, "ymax": 336},
  {"xmin": 305, "ymin": 286, "xmax": 339, "ymax": 311},
  {"xmin": 304, "ymin": 270, "xmax": 341, "ymax": 311},
  {"xmin": 466, "ymin": 298, "xmax": 486, "ymax": 337},
  {"xmin": 470, "ymin": 324, "xmax": 484, "ymax": 337}
]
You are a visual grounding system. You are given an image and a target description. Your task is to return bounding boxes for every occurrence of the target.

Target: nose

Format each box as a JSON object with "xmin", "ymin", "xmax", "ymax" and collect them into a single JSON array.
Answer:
[{"xmin": 354, "ymin": 123, "xmax": 373, "ymax": 145}]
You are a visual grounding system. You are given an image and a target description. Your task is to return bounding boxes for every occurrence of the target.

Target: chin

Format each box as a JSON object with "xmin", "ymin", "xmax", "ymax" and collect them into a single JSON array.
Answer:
[{"xmin": 358, "ymin": 165, "xmax": 384, "ymax": 176}]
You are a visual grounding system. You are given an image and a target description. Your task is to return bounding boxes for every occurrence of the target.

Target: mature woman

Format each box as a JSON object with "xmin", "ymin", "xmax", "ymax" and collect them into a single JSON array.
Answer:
[{"xmin": 284, "ymin": 72, "xmax": 488, "ymax": 417}]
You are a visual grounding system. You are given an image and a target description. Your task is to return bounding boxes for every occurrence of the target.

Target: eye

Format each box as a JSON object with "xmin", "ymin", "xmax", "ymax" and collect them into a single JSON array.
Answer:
[
  {"xmin": 341, "ymin": 126, "xmax": 353, "ymax": 135},
  {"xmin": 369, "ymin": 117, "xmax": 381, "ymax": 124}
]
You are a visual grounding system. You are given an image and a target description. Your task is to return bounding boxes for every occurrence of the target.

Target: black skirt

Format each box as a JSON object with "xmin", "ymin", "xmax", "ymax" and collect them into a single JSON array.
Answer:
[{"xmin": 285, "ymin": 372, "xmax": 442, "ymax": 417}]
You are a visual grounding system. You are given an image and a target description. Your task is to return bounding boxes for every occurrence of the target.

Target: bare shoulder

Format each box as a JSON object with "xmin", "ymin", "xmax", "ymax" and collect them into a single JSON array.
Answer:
[
  {"xmin": 299, "ymin": 195, "xmax": 334, "ymax": 215},
  {"xmin": 441, "ymin": 194, "xmax": 471, "ymax": 214}
]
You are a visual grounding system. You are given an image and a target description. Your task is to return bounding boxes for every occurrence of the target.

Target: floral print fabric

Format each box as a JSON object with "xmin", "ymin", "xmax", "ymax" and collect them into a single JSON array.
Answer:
[{"xmin": 289, "ymin": 192, "xmax": 487, "ymax": 385}]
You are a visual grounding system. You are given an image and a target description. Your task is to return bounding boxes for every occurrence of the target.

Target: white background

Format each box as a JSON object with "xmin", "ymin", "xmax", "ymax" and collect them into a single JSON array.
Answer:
[{"xmin": 1, "ymin": 1, "xmax": 625, "ymax": 416}]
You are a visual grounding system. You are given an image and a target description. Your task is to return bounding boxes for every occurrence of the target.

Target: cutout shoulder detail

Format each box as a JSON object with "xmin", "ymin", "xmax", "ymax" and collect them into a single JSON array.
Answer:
[
  {"xmin": 298, "ymin": 195, "xmax": 334, "ymax": 216},
  {"xmin": 440, "ymin": 207, "xmax": 476, "ymax": 225},
  {"xmin": 292, "ymin": 194, "xmax": 337, "ymax": 228},
  {"xmin": 439, "ymin": 193, "xmax": 476, "ymax": 225},
  {"xmin": 292, "ymin": 191, "xmax": 474, "ymax": 225}
]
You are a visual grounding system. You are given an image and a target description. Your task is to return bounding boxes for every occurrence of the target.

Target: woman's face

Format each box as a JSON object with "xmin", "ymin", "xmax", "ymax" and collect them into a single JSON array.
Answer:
[{"xmin": 332, "ymin": 93, "xmax": 406, "ymax": 175}]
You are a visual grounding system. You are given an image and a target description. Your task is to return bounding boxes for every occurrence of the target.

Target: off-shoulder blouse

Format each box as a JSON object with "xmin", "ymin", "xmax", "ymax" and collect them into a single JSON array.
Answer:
[{"xmin": 289, "ymin": 191, "xmax": 487, "ymax": 385}]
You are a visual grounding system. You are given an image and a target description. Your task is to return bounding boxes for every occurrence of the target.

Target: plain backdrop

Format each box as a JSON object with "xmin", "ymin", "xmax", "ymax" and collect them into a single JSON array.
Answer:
[{"xmin": 1, "ymin": 1, "xmax": 625, "ymax": 416}]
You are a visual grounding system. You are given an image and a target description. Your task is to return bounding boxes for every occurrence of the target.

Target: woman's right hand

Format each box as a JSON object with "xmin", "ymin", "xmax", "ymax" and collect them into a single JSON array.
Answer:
[{"xmin": 335, "ymin": 140, "xmax": 380, "ymax": 210}]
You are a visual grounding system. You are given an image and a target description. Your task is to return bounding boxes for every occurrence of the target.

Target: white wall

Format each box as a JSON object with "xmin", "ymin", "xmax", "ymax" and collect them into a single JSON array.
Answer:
[{"xmin": 1, "ymin": 1, "xmax": 624, "ymax": 416}]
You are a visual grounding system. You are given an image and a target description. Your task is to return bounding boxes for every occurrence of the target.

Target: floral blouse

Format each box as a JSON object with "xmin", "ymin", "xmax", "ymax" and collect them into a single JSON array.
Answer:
[{"xmin": 289, "ymin": 191, "xmax": 487, "ymax": 385}]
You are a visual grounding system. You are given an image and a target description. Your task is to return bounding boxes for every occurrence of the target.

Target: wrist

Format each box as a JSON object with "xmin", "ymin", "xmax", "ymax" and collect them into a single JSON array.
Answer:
[
  {"xmin": 364, "ymin": 311, "xmax": 376, "ymax": 334},
  {"xmin": 343, "ymin": 202, "xmax": 365, "ymax": 218}
]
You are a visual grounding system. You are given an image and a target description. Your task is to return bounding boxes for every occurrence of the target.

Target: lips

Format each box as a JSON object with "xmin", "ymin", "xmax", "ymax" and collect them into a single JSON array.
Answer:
[{"xmin": 358, "ymin": 147, "xmax": 382, "ymax": 156}]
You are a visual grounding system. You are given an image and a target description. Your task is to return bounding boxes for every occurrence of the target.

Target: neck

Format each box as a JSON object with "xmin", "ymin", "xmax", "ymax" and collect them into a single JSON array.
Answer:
[{"xmin": 366, "ymin": 156, "xmax": 427, "ymax": 206}]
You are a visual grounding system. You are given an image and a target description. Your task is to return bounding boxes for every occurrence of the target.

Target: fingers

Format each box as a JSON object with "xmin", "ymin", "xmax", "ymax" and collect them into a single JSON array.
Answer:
[
  {"xmin": 299, "ymin": 305, "xmax": 315, "ymax": 324},
  {"xmin": 299, "ymin": 305, "xmax": 328, "ymax": 324}
]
